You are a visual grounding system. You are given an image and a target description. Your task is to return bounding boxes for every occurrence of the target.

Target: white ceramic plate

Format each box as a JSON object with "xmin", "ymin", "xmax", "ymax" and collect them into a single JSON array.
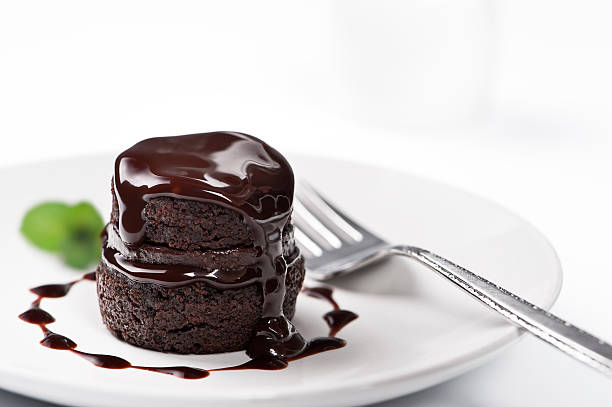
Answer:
[{"xmin": 0, "ymin": 154, "xmax": 562, "ymax": 407}]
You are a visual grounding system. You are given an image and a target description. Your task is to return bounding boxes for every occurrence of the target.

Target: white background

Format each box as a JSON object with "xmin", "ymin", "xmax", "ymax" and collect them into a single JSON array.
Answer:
[{"xmin": 1, "ymin": 0, "xmax": 612, "ymax": 405}]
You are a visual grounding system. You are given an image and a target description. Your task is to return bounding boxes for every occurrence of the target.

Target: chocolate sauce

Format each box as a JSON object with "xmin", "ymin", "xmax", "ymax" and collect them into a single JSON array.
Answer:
[
  {"xmin": 303, "ymin": 286, "xmax": 339, "ymax": 309},
  {"xmin": 100, "ymin": 232, "xmax": 300, "ymax": 289},
  {"xmin": 19, "ymin": 274, "xmax": 356, "ymax": 379},
  {"xmin": 111, "ymin": 132, "xmax": 304, "ymax": 361},
  {"xmin": 114, "ymin": 132, "xmax": 294, "ymax": 246},
  {"xmin": 19, "ymin": 307, "xmax": 55, "ymax": 325},
  {"xmin": 40, "ymin": 332, "xmax": 77, "ymax": 350},
  {"xmin": 214, "ymin": 337, "xmax": 346, "ymax": 371},
  {"xmin": 19, "ymin": 275, "xmax": 210, "ymax": 380},
  {"xmin": 102, "ymin": 244, "xmax": 262, "ymax": 287},
  {"xmin": 302, "ymin": 286, "xmax": 359, "ymax": 337},
  {"xmin": 324, "ymin": 310, "xmax": 359, "ymax": 337},
  {"xmin": 30, "ymin": 271, "xmax": 95, "ymax": 298}
]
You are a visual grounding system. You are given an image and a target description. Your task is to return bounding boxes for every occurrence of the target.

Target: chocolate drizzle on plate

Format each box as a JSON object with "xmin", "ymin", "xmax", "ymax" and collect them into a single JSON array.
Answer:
[
  {"xmin": 18, "ymin": 272, "xmax": 209, "ymax": 380},
  {"xmin": 18, "ymin": 274, "xmax": 356, "ymax": 379},
  {"xmin": 303, "ymin": 286, "xmax": 359, "ymax": 337}
]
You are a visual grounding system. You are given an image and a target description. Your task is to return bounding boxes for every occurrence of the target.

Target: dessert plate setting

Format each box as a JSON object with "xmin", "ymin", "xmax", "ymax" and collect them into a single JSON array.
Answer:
[{"xmin": 0, "ymin": 149, "xmax": 563, "ymax": 407}]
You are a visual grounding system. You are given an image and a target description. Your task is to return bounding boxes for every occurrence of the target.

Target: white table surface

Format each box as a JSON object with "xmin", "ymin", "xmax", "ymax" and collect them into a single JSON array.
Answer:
[{"xmin": 1, "ymin": 0, "xmax": 611, "ymax": 405}]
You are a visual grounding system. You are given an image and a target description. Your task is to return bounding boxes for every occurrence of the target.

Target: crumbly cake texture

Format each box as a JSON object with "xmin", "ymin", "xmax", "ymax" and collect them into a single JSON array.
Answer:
[
  {"xmin": 103, "ymin": 223, "xmax": 296, "ymax": 270},
  {"xmin": 100, "ymin": 183, "xmax": 304, "ymax": 354},
  {"xmin": 96, "ymin": 256, "xmax": 305, "ymax": 354},
  {"xmin": 111, "ymin": 185, "xmax": 254, "ymax": 251}
]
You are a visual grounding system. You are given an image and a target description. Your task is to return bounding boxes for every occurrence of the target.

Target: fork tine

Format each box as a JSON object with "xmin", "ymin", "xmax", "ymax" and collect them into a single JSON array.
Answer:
[
  {"xmin": 293, "ymin": 181, "xmax": 390, "ymax": 280},
  {"xmin": 293, "ymin": 199, "xmax": 343, "ymax": 249},
  {"xmin": 296, "ymin": 181, "xmax": 371, "ymax": 242},
  {"xmin": 294, "ymin": 226, "xmax": 323, "ymax": 258}
]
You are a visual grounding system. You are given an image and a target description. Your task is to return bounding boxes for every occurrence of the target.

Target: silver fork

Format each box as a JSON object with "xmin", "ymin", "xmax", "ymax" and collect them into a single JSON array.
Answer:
[{"xmin": 293, "ymin": 182, "xmax": 612, "ymax": 377}]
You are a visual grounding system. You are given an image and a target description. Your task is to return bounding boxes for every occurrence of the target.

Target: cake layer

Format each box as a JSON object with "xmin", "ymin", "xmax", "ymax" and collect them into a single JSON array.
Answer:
[
  {"xmin": 112, "ymin": 187, "xmax": 255, "ymax": 250},
  {"xmin": 111, "ymin": 132, "xmax": 293, "ymax": 248},
  {"xmin": 104, "ymin": 221, "xmax": 297, "ymax": 270},
  {"xmin": 96, "ymin": 253, "xmax": 305, "ymax": 354}
]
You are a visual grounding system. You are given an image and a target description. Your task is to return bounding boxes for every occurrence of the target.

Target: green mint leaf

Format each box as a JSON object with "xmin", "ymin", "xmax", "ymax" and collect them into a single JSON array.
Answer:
[
  {"xmin": 60, "ymin": 234, "xmax": 101, "ymax": 269},
  {"xmin": 21, "ymin": 200, "xmax": 105, "ymax": 270},
  {"xmin": 21, "ymin": 202, "xmax": 71, "ymax": 251},
  {"xmin": 63, "ymin": 201, "xmax": 104, "ymax": 268},
  {"xmin": 66, "ymin": 202, "xmax": 105, "ymax": 236}
]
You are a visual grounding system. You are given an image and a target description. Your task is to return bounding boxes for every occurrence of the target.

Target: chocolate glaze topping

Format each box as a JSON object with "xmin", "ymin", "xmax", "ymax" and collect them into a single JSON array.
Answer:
[
  {"xmin": 101, "ymin": 223, "xmax": 300, "ymax": 287},
  {"xmin": 114, "ymin": 131, "xmax": 294, "ymax": 246},
  {"xmin": 111, "ymin": 132, "xmax": 305, "ymax": 361},
  {"xmin": 102, "ymin": 243, "xmax": 261, "ymax": 287}
]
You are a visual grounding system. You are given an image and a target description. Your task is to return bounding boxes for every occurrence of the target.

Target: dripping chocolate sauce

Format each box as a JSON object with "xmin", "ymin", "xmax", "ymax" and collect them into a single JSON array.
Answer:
[
  {"xmin": 113, "ymin": 132, "xmax": 304, "ymax": 361},
  {"xmin": 302, "ymin": 286, "xmax": 359, "ymax": 337},
  {"xmin": 18, "ymin": 274, "xmax": 356, "ymax": 378}
]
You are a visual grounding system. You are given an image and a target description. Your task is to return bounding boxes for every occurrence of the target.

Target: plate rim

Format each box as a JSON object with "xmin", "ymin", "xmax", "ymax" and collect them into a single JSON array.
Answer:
[{"xmin": 0, "ymin": 153, "xmax": 563, "ymax": 406}]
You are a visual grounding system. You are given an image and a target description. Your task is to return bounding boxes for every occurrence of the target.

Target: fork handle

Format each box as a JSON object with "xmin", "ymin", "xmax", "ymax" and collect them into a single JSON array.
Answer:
[{"xmin": 390, "ymin": 245, "xmax": 612, "ymax": 377}]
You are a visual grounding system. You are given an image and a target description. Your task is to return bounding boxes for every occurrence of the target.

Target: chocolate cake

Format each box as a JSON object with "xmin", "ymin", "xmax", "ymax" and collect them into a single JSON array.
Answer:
[{"xmin": 96, "ymin": 132, "xmax": 307, "ymax": 356}]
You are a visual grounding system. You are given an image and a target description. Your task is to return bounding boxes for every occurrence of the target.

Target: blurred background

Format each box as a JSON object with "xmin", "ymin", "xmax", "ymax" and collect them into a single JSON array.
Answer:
[{"xmin": 1, "ymin": 0, "xmax": 611, "ymax": 405}]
